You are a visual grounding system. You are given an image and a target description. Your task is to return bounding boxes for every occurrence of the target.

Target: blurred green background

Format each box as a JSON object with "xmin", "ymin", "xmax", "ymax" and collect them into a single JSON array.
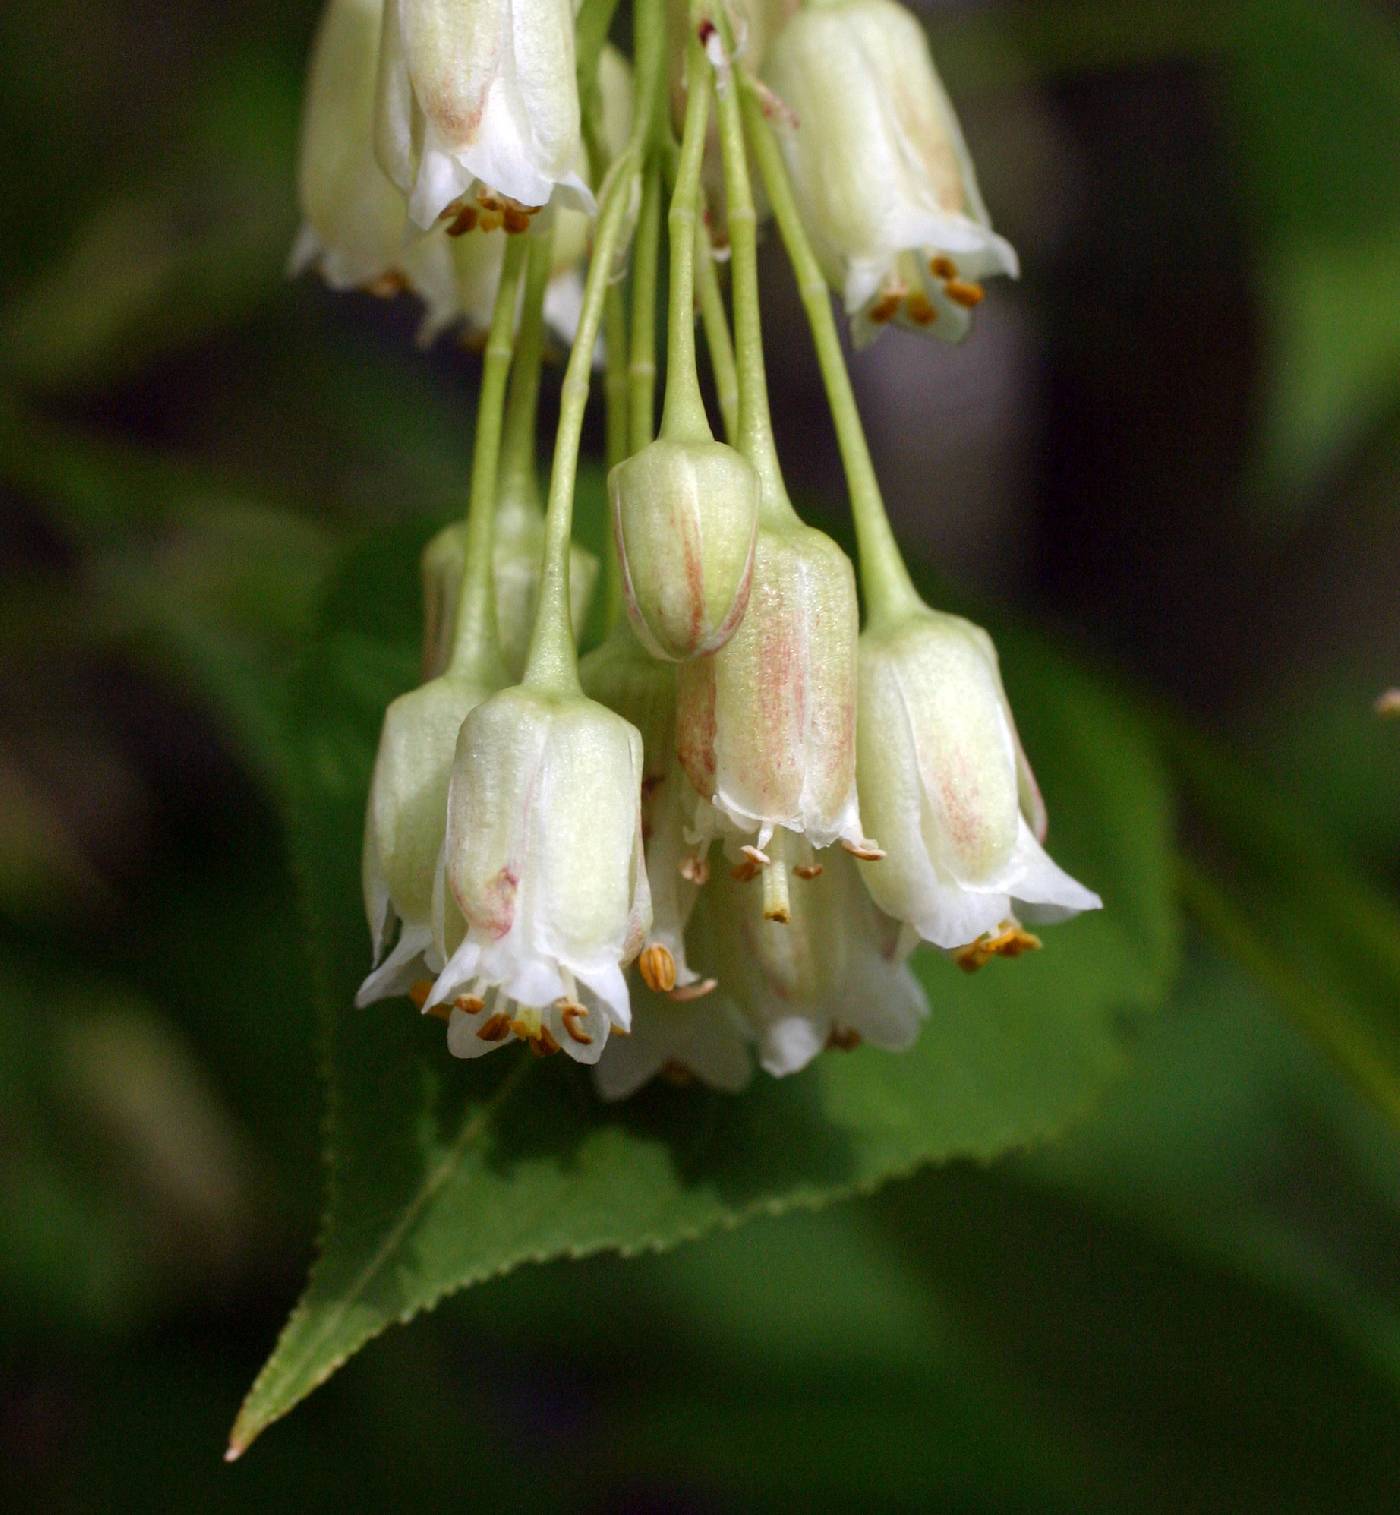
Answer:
[{"xmin": 2, "ymin": 0, "xmax": 1399, "ymax": 1509}]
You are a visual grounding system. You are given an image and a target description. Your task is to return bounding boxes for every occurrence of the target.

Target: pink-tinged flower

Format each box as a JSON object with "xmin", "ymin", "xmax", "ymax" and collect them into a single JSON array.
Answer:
[
  {"xmin": 375, "ymin": 0, "xmax": 592, "ymax": 231},
  {"xmin": 426, "ymin": 685, "xmax": 651, "ymax": 1063},
  {"xmin": 856, "ymin": 606, "xmax": 1100, "ymax": 955},
  {"xmin": 763, "ymin": 0, "xmax": 1017, "ymax": 345},
  {"xmin": 675, "ymin": 520, "xmax": 868, "ymax": 856}
]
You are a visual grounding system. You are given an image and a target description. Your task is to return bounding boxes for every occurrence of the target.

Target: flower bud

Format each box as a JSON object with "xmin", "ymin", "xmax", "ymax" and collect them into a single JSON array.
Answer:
[
  {"xmin": 763, "ymin": 0, "xmax": 1017, "ymax": 344},
  {"xmin": 427, "ymin": 686, "xmax": 652, "ymax": 1062},
  {"xmin": 291, "ymin": 0, "xmax": 457, "ymax": 336},
  {"xmin": 610, "ymin": 438, "xmax": 759, "ymax": 661},
  {"xmin": 676, "ymin": 520, "xmax": 864, "ymax": 850},
  {"xmin": 376, "ymin": 0, "xmax": 591, "ymax": 231},
  {"xmin": 418, "ymin": 509, "xmax": 597, "ymax": 682},
  {"xmin": 856, "ymin": 607, "xmax": 1100, "ymax": 953},
  {"xmin": 357, "ymin": 669, "xmax": 498, "ymax": 1005},
  {"xmin": 697, "ymin": 846, "xmax": 926, "ymax": 1076}
]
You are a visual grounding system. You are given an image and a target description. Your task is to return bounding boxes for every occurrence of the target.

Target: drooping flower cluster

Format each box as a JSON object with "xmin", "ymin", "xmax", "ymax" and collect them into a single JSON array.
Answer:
[{"xmin": 296, "ymin": 0, "xmax": 1099, "ymax": 1100}]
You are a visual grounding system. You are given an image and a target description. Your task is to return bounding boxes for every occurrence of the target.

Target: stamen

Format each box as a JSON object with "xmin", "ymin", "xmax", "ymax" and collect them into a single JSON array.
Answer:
[
  {"xmin": 509, "ymin": 1017, "xmax": 533, "ymax": 1041},
  {"xmin": 929, "ymin": 255, "xmax": 958, "ymax": 280},
  {"xmin": 453, "ymin": 993, "xmax": 486, "ymax": 1014},
  {"xmin": 530, "ymin": 1025, "xmax": 561, "ymax": 1057},
  {"xmin": 679, "ymin": 853, "xmax": 710, "ymax": 886},
  {"xmin": 793, "ymin": 863, "xmax": 824, "ymax": 881},
  {"xmin": 730, "ymin": 858, "xmax": 762, "ymax": 883},
  {"xmin": 502, "ymin": 205, "xmax": 532, "ymax": 235},
  {"xmin": 444, "ymin": 206, "xmax": 479, "ymax": 238},
  {"xmin": 478, "ymin": 209, "xmax": 504, "ymax": 233},
  {"xmin": 953, "ymin": 920, "xmax": 1043, "ymax": 973},
  {"xmin": 741, "ymin": 844, "xmax": 771, "ymax": 867},
  {"xmin": 944, "ymin": 279, "xmax": 985, "ymax": 309},
  {"xmin": 408, "ymin": 980, "xmax": 434, "ymax": 1010},
  {"xmin": 905, "ymin": 294, "xmax": 937, "ymax": 327},
  {"xmin": 868, "ymin": 291, "xmax": 902, "ymax": 325},
  {"xmin": 669, "ymin": 977, "xmax": 718, "ymax": 1002},
  {"xmin": 559, "ymin": 1001, "xmax": 593, "ymax": 1046},
  {"xmin": 476, "ymin": 1011, "xmax": 512, "ymax": 1042},
  {"xmin": 826, "ymin": 1026, "xmax": 862, "ymax": 1052},
  {"xmin": 841, "ymin": 837, "xmax": 886, "ymax": 861},
  {"xmin": 639, "ymin": 943, "xmax": 678, "ymax": 993}
]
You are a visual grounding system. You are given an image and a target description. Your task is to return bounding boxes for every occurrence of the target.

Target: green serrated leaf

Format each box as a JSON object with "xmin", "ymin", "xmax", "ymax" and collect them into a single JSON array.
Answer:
[{"xmin": 229, "ymin": 521, "xmax": 1178, "ymax": 1453}]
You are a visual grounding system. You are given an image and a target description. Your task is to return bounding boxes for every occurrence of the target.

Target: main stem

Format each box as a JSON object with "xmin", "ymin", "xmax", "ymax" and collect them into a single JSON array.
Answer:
[
  {"xmin": 448, "ymin": 233, "xmax": 529, "ymax": 681},
  {"xmin": 522, "ymin": 0, "xmax": 666, "ymax": 690},
  {"xmin": 497, "ymin": 227, "xmax": 555, "ymax": 506},
  {"xmin": 741, "ymin": 85, "xmax": 922, "ymax": 624},
  {"xmin": 711, "ymin": 25, "xmax": 791, "ymax": 523},
  {"xmin": 659, "ymin": 37, "xmax": 713, "ymax": 442}
]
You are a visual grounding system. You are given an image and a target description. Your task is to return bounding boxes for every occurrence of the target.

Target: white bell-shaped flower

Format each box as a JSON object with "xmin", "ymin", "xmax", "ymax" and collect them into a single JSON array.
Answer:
[
  {"xmin": 427, "ymin": 686, "xmax": 652, "ymax": 1063},
  {"xmin": 376, "ymin": 0, "xmax": 592, "ymax": 231},
  {"xmin": 592, "ymin": 976, "xmax": 752, "ymax": 1101},
  {"xmin": 700, "ymin": 846, "xmax": 928, "ymax": 1077},
  {"xmin": 356, "ymin": 670, "xmax": 498, "ymax": 1006},
  {"xmin": 856, "ymin": 607, "xmax": 1101, "ymax": 955},
  {"xmin": 675, "ymin": 518, "xmax": 869, "ymax": 856},
  {"xmin": 291, "ymin": 0, "xmax": 458, "ymax": 336},
  {"xmin": 763, "ymin": 0, "xmax": 1017, "ymax": 345}
]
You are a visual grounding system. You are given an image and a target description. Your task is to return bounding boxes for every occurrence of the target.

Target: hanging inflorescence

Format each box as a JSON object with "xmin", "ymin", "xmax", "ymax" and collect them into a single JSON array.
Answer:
[{"xmin": 293, "ymin": 0, "xmax": 1101, "ymax": 1100}]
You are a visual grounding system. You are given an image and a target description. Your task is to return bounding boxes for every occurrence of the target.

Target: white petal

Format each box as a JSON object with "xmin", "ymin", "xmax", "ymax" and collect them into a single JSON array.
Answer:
[
  {"xmin": 445, "ymin": 1004, "xmax": 504, "ymax": 1059},
  {"xmin": 1008, "ymin": 819, "xmax": 1102, "ymax": 922},
  {"xmin": 356, "ymin": 922, "xmax": 434, "ymax": 1007},
  {"xmin": 756, "ymin": 1013, "xmax": 827, "ymax": 1078},
  {"xmin": 591, "ymin": 1035, "xmax": 661, "ymax": 1101}
]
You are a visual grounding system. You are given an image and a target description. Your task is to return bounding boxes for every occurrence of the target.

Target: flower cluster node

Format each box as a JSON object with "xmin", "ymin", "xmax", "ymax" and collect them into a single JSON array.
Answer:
[{"xmin": 304, "ymin": 0, "xmax": 1104, "ymax": 1101}]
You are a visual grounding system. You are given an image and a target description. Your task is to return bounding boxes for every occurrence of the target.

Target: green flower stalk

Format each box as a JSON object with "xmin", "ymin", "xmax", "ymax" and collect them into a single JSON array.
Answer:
[
  {"xmin": 610, "ymin": 35, "xmax": 759, "ymax": 661},
  {"xmin": 745, "ymin": 65, "xmax": 1100, "ymax": 960},
  {"xmin": 357, "ymin": 234, "xmax": 528, "ymax": 1005}
]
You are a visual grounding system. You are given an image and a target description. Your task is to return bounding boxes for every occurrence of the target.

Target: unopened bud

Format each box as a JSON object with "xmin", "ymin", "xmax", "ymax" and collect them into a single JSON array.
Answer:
[{"xmin": 610, "ymin": 438, "xmax": 759, "ymax": 662}]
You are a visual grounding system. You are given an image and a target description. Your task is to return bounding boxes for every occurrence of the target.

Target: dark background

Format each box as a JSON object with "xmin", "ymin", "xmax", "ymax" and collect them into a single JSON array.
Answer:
[{"xmin": 2, "ymin": 0, "xmax": 1398, "ymax": 1509}]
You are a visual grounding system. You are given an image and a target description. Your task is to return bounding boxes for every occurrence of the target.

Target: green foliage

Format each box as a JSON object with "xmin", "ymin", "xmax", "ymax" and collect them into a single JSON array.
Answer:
[
  {"xmin": 228, "ymin": 517, "xmax": 1178, "ymax": 1451},
  {"xmin": 1161, "ymin": 718, "xmax": 1400, "ymax": 1128}
]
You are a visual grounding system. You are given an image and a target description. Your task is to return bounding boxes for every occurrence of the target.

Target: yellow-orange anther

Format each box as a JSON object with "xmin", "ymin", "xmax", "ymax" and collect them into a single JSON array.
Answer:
[{"xmin": 638, "ymin": 943, "xmax": 679, "ymax": 993}]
